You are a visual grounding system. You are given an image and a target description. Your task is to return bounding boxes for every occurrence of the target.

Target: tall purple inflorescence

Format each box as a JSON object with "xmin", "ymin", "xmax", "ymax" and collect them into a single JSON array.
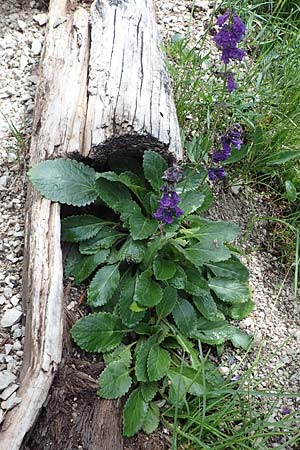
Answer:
[{"xmin": 153, "ymin": 166, "xmax": 184, "ymax": 225}]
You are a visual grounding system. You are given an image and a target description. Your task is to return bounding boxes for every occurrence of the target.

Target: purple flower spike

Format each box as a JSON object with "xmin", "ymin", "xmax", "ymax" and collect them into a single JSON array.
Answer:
[
  {"xmin": 208, "ymin": 167, "xmax": 226, "ymax": 181},
  {"xmin": 280, "ymin": 407, "xmax": 292, "ymax": 415},
  {"xmin": 214, "ymin": 10, "xmax": 246, "ymax": 64},
  {"xmin": 227, "ymin": 75, "xmax": 237, "ymax": 93},
  {"xmin": 217, "ymin": 11, "xmax": 230, "ymax": 27}
]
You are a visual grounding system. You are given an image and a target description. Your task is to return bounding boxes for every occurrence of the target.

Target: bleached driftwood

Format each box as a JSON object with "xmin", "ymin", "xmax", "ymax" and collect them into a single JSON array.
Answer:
[
  {"xmin": 0, "ymin": 2, "xmax": 89, "ymax": 449},
  {"xmin": 0, "ymin": 0, "xmax": 182, "ymax": 448},
  {"xmin": 83, "ymin": 0, "xmax": 182, "ymax": 163}
]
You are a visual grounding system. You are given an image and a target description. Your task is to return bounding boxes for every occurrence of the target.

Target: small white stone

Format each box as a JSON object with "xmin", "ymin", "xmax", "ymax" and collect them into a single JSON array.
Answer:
[
  {"xmin": 0, "ymin": 409, "xmax": 4, "ymax": 424},
  {"xmin": 0, "ymin": 384, "xmax": 18, "ymax": 400},
  {"xmin": 0, "ymin": 295, "xmax": 5, "ymax": 306},
  {"xmin": 31, "ymin": 39, "xmax": 42, "ymax": 56},
  {"xmin": 0, "ymin": 371, "xmax": 16, "ymax": 390},
  {"xmin": 1, "ymin": 308, "xmax": 22, "ymax": 328},
  {"xmin": 17, "ymin": 19, "xmax": 26, "ymax": 32},
  {"xmin": 0, "ymin": 176, "xmax": 9, "ymax": 188},
  {"xmin": 7, "ymin": 152, "xmax": 17, "ymax": 163},
  {"xmin": 10, "ymin": 296, "xmax": 20, "ymax": 306},
  {"xmin": 33, "ymin": 13, "xmax": 48, "ymax": 26},
  {"xmin": 219, "ymin": 366, "xmax": 230, "ymax": 376},
  {"xmin": 3, "ymin": 287, "xmax": 13, "ymax": 299},
  {"xmin": 5, "ymin": 344, "xmax": 13, "ymax": 355},
  {"xmin": 1, "ymin": 392, "xmax": 21, "ymax": 410},
  {"xmin": 12, "ymin": 328, "xmax": 22, "ymax": 339},
  {"xmin": 12, "ymin": 341, "xmax": 22, "ymax": 351}
]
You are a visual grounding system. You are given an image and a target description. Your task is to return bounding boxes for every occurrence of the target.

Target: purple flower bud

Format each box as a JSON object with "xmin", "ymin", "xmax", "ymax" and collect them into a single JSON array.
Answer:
[
  {"xmin": 227, "ymin": 75, "xmax": 237, "ymax": 93},
  {"xmin": 208, "ymin": 167, "xmax": 226, "ymax": 181},
  {"xmin": 214, "ymin": 11, "xmax": 246, "ymax": 64},
  {"xmin": 217, "ymin": 11, "xmax": 230, "ymax": 27},
  {"xmin": 162, "ymin": 166, "xmax": 184, "ymax": 183},
  {"xmin": 280, "ymin": 407, "xmax": 292, "ymax": 415}
]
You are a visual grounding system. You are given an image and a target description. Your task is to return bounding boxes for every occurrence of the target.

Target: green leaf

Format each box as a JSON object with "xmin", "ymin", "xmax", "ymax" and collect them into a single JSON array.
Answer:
[
  {"xmin": 129, "ymin": 209, "xmax": 158, "ymax": 240},
  {"xmin": 79, "ymin": 228, "xmax": 126, "ymax": 254},
  {"xmin": 168, "ymin": 366, "xmax": 205, "ymax": 400},
  {"xmin": 174, "ymin": 241, "xmax": 231, "ymax": 267},
  {"xmin": 193, "ymin": 293, "xmax": 218, "ymax": 321},
  {"xmin": 208, "ymin": 277, "xmax": 251, "ymax": 304},
  {"xmin": 143, "ymin": 150, "xmax": 167, "ymax": 191},
  {"xmin": 71, "ymin": 312, "xmax": 126, "ymax": 352},
  {"xmin": 88, "ymin": 264, "xmax": 120, "ymax": 307},
  {"xmin": 153, "ymin": 257, "xmax": 176, "ymax": 281},
  {"xmin": 140, "ymin": 382, "xmax": 158, "ymax": 402},
  {"xmin": 95, "ymin": 177, "xmax": 133, "ymax": 212},
  {"xmin": 119, "ymin": 238, "xmax": 146, "ymax": 263},
  {"xmin": 285, "ymin": 180, "xmax": 297, "ymax": 202},
  {"xmin": 172, "ymin": 298, "xmax": 197, "ymax": 336},
  {"xmin": 142, "ymin": 403, "xmax": 159, "ymax": 435},
  {"xmin": 179, "ymin": 190, "xmax": 206, "ymax": 215},
  {"xmin": 123, "ymin": 389, "xmax": 148, "ymax": 437},
  {"xmin": 103, "ymin": 344, "xmax": 132, "ymax": 366},
  {"xmin": 65, "ymin": 247, "xmax": 109, "ymax": 283},
  {"xmin": 147, "ymin": 346, "xmax": 171, "ymax": 381},
  {"xmin": 28, "ymin": 159, "xmax": 98, "ymax": 206},
  {"xmin": 118, "ymin": 275, "xmax": 145, "ymax": 327},
  {"xmin": 98, "ymin": 360, "xmax": 132, "ymax": 399},
  {"xmin": 227, "ymin": 300, "xmax": 255, "ymax": 319},
  {"xmin": 156, "ymin": 286, "xmax": 178, "ymax": 320},
  {"xmin": 184, "ymin": 218, "xmax": 240, "ymax": 242},
  {"xmin": 61, "ymin": 215, "xmax": 106, "ymax": 242},
  {"xmin": 184, "ymin": 267, "xmax": 209, "ymax": 297},
  {"xmin": 177, "ymin": 167, "xmax": 206, "ymax": 192},
  {"xmin": 168, "ymin": 266, "xmax": 187, "ymax": 289},
  {"xmin": 228, "ymin": 326, "xmax": 251, "ymax": 350},
  {"xmin": 135, "ymin": 336, "xmax": 157, "ymax": 382},
  {"xmin": 205, "ymin": 257, "xmax": 249, "ymax": 282},
  {"xmin": 134, "ymin": 270, "xmax": 163, "ymax": 307},
  {"xmin": 264, "ymin": 150, "xmax": 300, "ymax": 166},
  {"xmin": 224, "ymin": 145, "xmax": 248, "ymax": 164}
]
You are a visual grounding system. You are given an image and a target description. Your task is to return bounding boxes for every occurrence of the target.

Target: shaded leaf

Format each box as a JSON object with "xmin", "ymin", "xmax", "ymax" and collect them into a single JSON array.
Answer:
[
  {"xmin": 119, "ymin": 238, "xmax": 146, "ymax": 263},
  {"xmin": 65, "ymin": 247, "xmax": 109, "ymax": 284},
  {"xmin": 61, "ymin": 215, "xmax": 106, "ymax": 242},
  {"xmin": 129, "ymin": 209, "xmax": 158, "ymax": 240},
  {"xmin": 141, "ymin": 382, "xmax": 158, "ymax": 402},
  {"xmin": 79, "ymin": 228, "xmax": 126, "ymax": 254},
  {"xmin": 205, "ymin": 257, "xmax": 249, "ymax": 282},
  {"xmin": 178, "ymin": 190, "xmax": 206, "ymax": 215},
  {"xmin": 153, "ymin": 257, "xmax": 176, "ymax": 281},
  {"xmin": 118, "ymin": 275, "xmax": 145, "ymax": 327},
  {"xmin": 143, "ymin": 150, "xmax": 167, "ymax": 191},
  {"xmin": 168, "ymin": 266, "xmax": 187, "ymax": 289},
  {"xmin": 156, "ymin": 286, "xmax": 178, "ymax": 320},
  {"xmin": 95, "ymin": 177, "xmax": 133, "ymax": 212},
  {"xmin": 172, "ymin": 298, "xmax": 197, "ymax": 336},
  {"xmin": 208, "ymin": 277, "xmax": 251, "ymax": 304},
  {"xmin": 142, "ymin": 403, "xmax": 160, "ymax": 435},
  {"xmin": 135, "ymin": 336, "xmax": 157, "ymax": 382}
]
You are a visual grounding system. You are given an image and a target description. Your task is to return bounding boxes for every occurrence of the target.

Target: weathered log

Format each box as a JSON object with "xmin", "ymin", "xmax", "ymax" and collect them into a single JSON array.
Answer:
[
  {"xmin": 0, "ymin": 0, "xmax": 182, "ymax": 448},
  {"xmin": 83, "ymin": 0, "xmax": 182, "ymax": 163},
  {"xmin": 0, "ymin": 2, "xmax": 89, "ymax": 449}
]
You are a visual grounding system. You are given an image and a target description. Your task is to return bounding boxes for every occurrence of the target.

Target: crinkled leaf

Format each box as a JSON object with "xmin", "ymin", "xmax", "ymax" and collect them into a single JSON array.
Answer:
[
  {"xmin": 88, "ymin": 264, "xmax": 120, "ymax": 307},
  {"xmin": 153, "ymin": 257, "xmax": 176, "ymax": 281},
  {"xmin": 118, "ymin": 275, "xmax": 145, "ymax": 327},
  {"xmin": 184, "ymin": 218, "xmax": 240, "ymax": 242},
  {"xmin": 172, "ymin": 298, "xmax": 197, "ymax": 336},
  {"xmin": 205, "ymin": 256, "xmax": 249, "ymax": 282},
  {"xmin": 65, "ymin": 246, "xmax": 109, "ymax": 283},
  {"xmin": 156, "ymin": 286, "xmax": 177, "ymax": 320},
  {"xmin": 178, "ymin": 190, "xmax": 206, "ymax": 215},
  {"xmin": 103, "ymin": 344, "xmax": 132, "ymax": 366},
  {"xmin": 61, "ymin": 215, "xmax": 107, "ymax": 242},
  {"xmin": 227, "ymin": 300, "xmax": 256, "ymax": 320},
  {"xmin": 228, "ymin": 326, "xmax": 251, "ymax": 350},
  {"xmin": 147, "ymin": 345, "xmax": 171, "ymax": 381},
  {"xmin": 129, "ymin": 209, "xmax": 158, "ymax": 240},
  {"xmin": 143, "ymin": 150, "xmax": 167, "ymax": 191},
  {"xmin": 174, "ymin": 241, "xmax": 230, "ymax": 268},
  {"xmin": 141, "ymin": 382, "xmax": 158, "ymax": 402},
  {"xmin": 98, "ymin": 360, "xmax": 132, "ymax": 399},
  {"xmin": 28, "ymin": 159, "xmax": 98, "ymax": 206},
  {"xmin": 134, "ymin": 270, "xmax": 163, "ymax": 307},
  {"xmin": 168, "ymin": 366, "xmax": 205, "ymax": 402},
  {"xmin": 71, "ymin": 312, "xmax": 126, "ymax": 352},
  {"xmin": 119, "ymin": 238, "xmax": 146, "ymax": 263},
  {"xmin": 142, "ymin": 403, "xmax": 160, "ymax": 435},
  {"xmin": 123, "ymin": 389, "xmax": 148, "ymax": 437},
  {"xmin": 177, "ymin": 166, "xmax": 206, "ymax": 192},
  {"xmin": 79, "ymin": 228, "xmax": 126, "ymax": 254},
  {"xmin": 168, "ymin": 266, "xmax": 187, "ymax": 289},
  {"xmin": 193, "ymin": 293, "xmax": 218, "ymax": 321},
  {"xmin": 208, "ymin": 277, "xmax": 251, "ymax": 304}
]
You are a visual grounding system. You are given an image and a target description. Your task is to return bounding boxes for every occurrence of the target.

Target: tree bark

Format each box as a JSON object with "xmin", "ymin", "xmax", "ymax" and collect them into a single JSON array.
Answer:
[
  {"xmin": 0, "ymin": 0, "xmax": 182, "ymax": 448},
  {"xmin": 0, "ymin": 2, "xmax": 89, "ymax": 449},
  {"xmin": 83, "ymin": 0, "xmax": 182, "ymax": 164}
]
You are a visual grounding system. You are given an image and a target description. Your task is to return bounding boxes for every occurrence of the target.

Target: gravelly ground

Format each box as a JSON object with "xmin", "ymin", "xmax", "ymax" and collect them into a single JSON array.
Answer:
[{"xmin": 0, "ymin": 0, "xmax": 299, "ymax": 444}]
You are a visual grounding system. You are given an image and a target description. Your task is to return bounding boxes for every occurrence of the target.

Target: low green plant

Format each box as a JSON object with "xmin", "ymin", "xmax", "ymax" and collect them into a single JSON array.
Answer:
[
  {"xmin": 28, "ymin": 151, "xmax": 253, "ymax": 437},
  {"xmin": 0, "ymin": 112, "xmax": 28, "ymax": 165}
]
